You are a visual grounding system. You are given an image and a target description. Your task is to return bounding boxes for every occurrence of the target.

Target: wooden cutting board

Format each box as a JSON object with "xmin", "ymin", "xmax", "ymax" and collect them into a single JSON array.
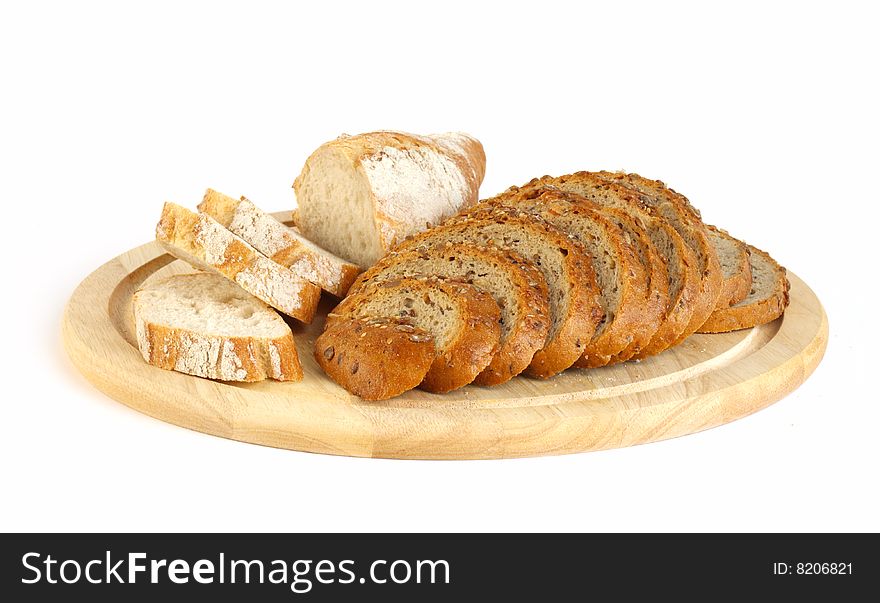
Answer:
[{"xmin": 63, "ymin": 223, "xmax": 828, "ymax": 460}]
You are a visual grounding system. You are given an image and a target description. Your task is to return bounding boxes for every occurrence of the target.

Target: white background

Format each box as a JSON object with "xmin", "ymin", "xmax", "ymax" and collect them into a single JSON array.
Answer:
[{"xmin": 1, "ymin": 1, "xmax": 878, "ymax": 532}]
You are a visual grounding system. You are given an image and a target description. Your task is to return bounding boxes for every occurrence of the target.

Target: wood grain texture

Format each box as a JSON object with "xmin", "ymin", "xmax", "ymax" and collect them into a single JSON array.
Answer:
[{"xmin": 62, "ymin": 214, "xmax": 828, "ymax": 459}]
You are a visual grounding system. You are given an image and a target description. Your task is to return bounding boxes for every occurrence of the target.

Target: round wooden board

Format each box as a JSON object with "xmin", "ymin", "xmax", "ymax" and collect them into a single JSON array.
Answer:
[{"xmin": 63, "ymin": 230, "xmax": 828, "ymax": 460}]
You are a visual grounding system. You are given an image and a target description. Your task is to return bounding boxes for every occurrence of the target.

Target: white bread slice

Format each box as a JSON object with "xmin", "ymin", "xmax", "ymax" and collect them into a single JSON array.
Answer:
[
  {"xmin": 133, "ymin": 273, "xmax": 302, "ymax": 382},
  {"xmin": 155, "ymin": 202, "xmax": 321, "ymax": 323},
  {"xmin": 198, "ymin": 189, "xmax": 361, "ymax": 297},
  {"xmin": 292, "ymin": 131, "xmax": 486, "ymax": 266}
]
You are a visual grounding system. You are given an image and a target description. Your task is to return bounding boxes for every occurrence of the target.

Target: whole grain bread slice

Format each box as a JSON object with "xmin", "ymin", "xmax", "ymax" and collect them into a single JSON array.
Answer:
[
  {"xmin": 594, "ymin": 170, "xmax": 703, "ymax": 221},
  {"xmin": 395, "ymin": 212, "xmax": 602, "ymax": 378},
  {"xmin": 698, "ymin": 243, "xmax": 790, "ymax": 333},
  {"xmin": 133, "ymin": 272, "xmax": 302, "ymax": 382},
  {"xmin": 495, "ymin": 174, "xmax": 701, "ymax": 360},
  {"xmin": 590, "ymin": 171, "xmax": 724, "ymax": 343},
  {"xmin": 199, "ymin": 189, "xmax": 361, "ymax": 297},
  {"xmin": 349, "ymin": 244, "xmax": 550, "ymax": 386},
  {"xmin": 463, "ymin": 190, "xmax": 654, "ymax": 367},
  {"xmin": 316, "ymin": 316, "xmax": 435, "ymax": 400},
  {"xmin": 156, "ymin": 202, "xmax": 321, "ymax": 323},
  {"xmin": 326, "ymin": 277, "xmax": 501, "ymax": 393},
  {"xmin": 705, "ymin": 225, "xmax": 752, "ymax": 308}
]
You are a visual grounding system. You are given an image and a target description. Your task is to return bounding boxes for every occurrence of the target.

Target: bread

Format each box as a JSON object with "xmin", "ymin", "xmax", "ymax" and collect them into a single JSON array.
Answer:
[
  {"xmin": 133, "ymin": 273, "xmax": 302, "ymax": 382},
  {"xmin": 594, "ymin": 170, "xmax": 703, "ymax": 221},
  {"xmin": 292, "ymin": 131, "xmax": 486, "ymax": 267},
  {"xmin": 396, "ymin": 210, "xmax": 602, "ymax": 378},
  {"xmin": 326, "ymin": 277, "xmax": 501, "ymax": 393},
  {"xmin": 698, "ymin": 243, "xmax": 790, "ymax": 333},
  {"xmin": 494, "ymin": 174, "xmax": 700, "ymax": 360},
  {"xmin": 155, "ymin": 202, "xmax": 321, "ymax": 323},
  {"xmin": 590, "ymin": 171, "xmax": 723, "ymax": 343},
  {"xmin": 198, "ymin": 189, "xmax": 361, "ymax": 297},
  {"xmin": 464, "ymin": 189, "xmax": 653, "ymax": 367},
  {"xmin": 349, "ymin": 244, "xmax": 550, "ymax": 386},
  {"xmin": 315, "ymin": 317, "xmax": 435, "ymax": 400},
  {"xmin": 705, "ymin": 225, "xmax": 752, "ymax": 308}
]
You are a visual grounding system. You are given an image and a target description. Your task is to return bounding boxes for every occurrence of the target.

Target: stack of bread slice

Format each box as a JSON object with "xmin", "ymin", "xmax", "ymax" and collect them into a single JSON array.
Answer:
[
  {"xmin": 140, "ymin": 190, "xmax": 363, "ymax": 382},
  {"xmin": 320, "ymin": 171, "xmax": 791, "ymax": 399}
]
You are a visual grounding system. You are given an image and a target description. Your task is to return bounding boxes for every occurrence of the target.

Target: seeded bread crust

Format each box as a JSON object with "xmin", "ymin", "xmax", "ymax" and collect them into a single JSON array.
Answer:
[
  {"xmin": 593, "ymin": 170, "xmax": 703, "ymax": 221},
  {"xmin": 133, "ymin": 273, "xmax": 302, "ymax": 382},
  {"xmin": 698, "ymin": 244, "xmax": 790, "ymax": 333},
  {"xmin": 493, "ymin": 175, "xmax": 700, "ymax": 361},
  {"xmin": 471, "ymin": 188, "xmax": 658, "ymax": 367},
  {"xmin": 590, "ymin": 171, "xmax": 723, "ymax": 340},
  {"xmin": 155, "ymin": 202, "xmax": 321, "ymax": 323},
  {"xmin": 315, "ymin": 317, "xmax": 435, "ymax": 400},
  {"xmin": 326, "ymin": 277, "xmax": 501, "ymax": 393},
  {"xmin": 199, "ymin": 189, "xmax": 362, "ymax": 297},
  {"xmin": 601, "ymin": 207, "xmax": 668, "ymax": 362},
  {"xmin": 349, "ymin": 244, "xmax": 550, "ymax": 386},
  {"xmin": 705, "ymin": 225, "xmax": 752, "ymax": 308},
  {"xmin": 396, "ymin": 212, "xmax": 602, "ymax": 378}
]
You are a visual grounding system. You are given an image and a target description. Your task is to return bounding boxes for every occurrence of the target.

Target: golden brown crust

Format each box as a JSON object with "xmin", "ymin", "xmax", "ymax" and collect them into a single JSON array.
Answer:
[
  {"xmin": 199, "ymin": 189, "xmax": 362, "ymax": 297},
  {"xmin": 603, "ymin": 207, "xmax": 668, "ymax": 362},
  {"xmin": 697, "ymin": 245, "xmax": 790, "ymax": 333},
  {"xmin": 292, "ymin": 131, "xmax": 486, "ymax": 259},
  {"xmin": 396, "ymin": 213, "xmax": 602, "ymax": 378},
  {"xmin": 349, "ymin": 244, "xmax": 550, "ymax": 386},
  {"xmin": 705, "ymin": 225, "xmax": 752, "ymax": 309},
  {"xmin": 590, "ymin": 172, "xmax": 723, "ymax": 344},
  {"xmin": 155, "ymin": 202, "xmax": 321, "ymax": 323},
  {"xmin": 134, "ymin": 320, "xmax": 302, "ymax": 383},
  {"xmin": 493, "ymin": 173, "xmax": 702, "ymax": 361},
  {"xmin": 593, "ymin": 170, "xmax": 703, "ymax": 221},
  {"xmin": 315, "ymin": 317, "xmax": 435, "ymax": 400},
  {"xmin": 633, "ymin": 223, "xmax": 702, "ymax": 359},
  {"xmin": 473, "ymin": 188, "xmax": 657, "ymax": 367},
  {"xmin": 326, "ymin": 277, "xmax": 501, "ymax": 393}
]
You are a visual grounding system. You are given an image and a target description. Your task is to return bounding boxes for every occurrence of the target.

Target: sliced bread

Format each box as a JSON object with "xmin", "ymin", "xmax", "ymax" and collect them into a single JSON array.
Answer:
[
  {"xmin": 590, "ymin": 171, "xmax": 723, "ymax": 344},
  {"xmin": 349, "ymin": 244, "xmax": 551, "ymax": 386},
  {"xmin": 698, "ymin": 244, "xmax": 790, "ymax": 333},
  {"xmin": 395, "ymin": 212, "xmax": 603, "ymax": 378},
  {"xmin": 463, "ymin": 190, "xmax": 654, "ymax": 368},
  {"xmin": 326, "ymin": 277, "xmax": 501, "ymax": 393},
  {"xmin": 594, "ymin": 170, "xmax": 703, "ymax": 221},
  {"xmin": 133, "ymin": 273, "xmax": 302, "ymax": 382},
  {"xmin": 315, "ymin": 316, "xmax": 435, "ymax": 400},
  {"xmin": 155, "ymin": 202, "xmax": 321, "ymax": 323},
  {"xmin": 198, "ymin": 189, "xmax": 361, "ymax": 297},
  {"xmin": 705, "ymin": 225, "xmax": 752, "ymax": 309},
  {"xmin": 496, "ymin": 174, "xmax": 701, "ymax": 360},
  {"xmin": 292, "ymin": 131, "xmax": 486, "ymax": 266}
]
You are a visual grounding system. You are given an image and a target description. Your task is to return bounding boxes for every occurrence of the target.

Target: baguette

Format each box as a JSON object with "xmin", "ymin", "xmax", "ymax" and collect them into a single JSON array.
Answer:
[
  {"xmin": 133, "ymin": 273, "xmax": 302, "ymax": 382},
  {"xmin": 293, "ymin": 131, "xmax": 486, "ymax": 266},
  {"xmin": 155, "ymin": 202, "xmax": 321, "ymax": 323},
  {"xmin": 198, "ymin": 189, "xmax": 361, "ymax": 297}
]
